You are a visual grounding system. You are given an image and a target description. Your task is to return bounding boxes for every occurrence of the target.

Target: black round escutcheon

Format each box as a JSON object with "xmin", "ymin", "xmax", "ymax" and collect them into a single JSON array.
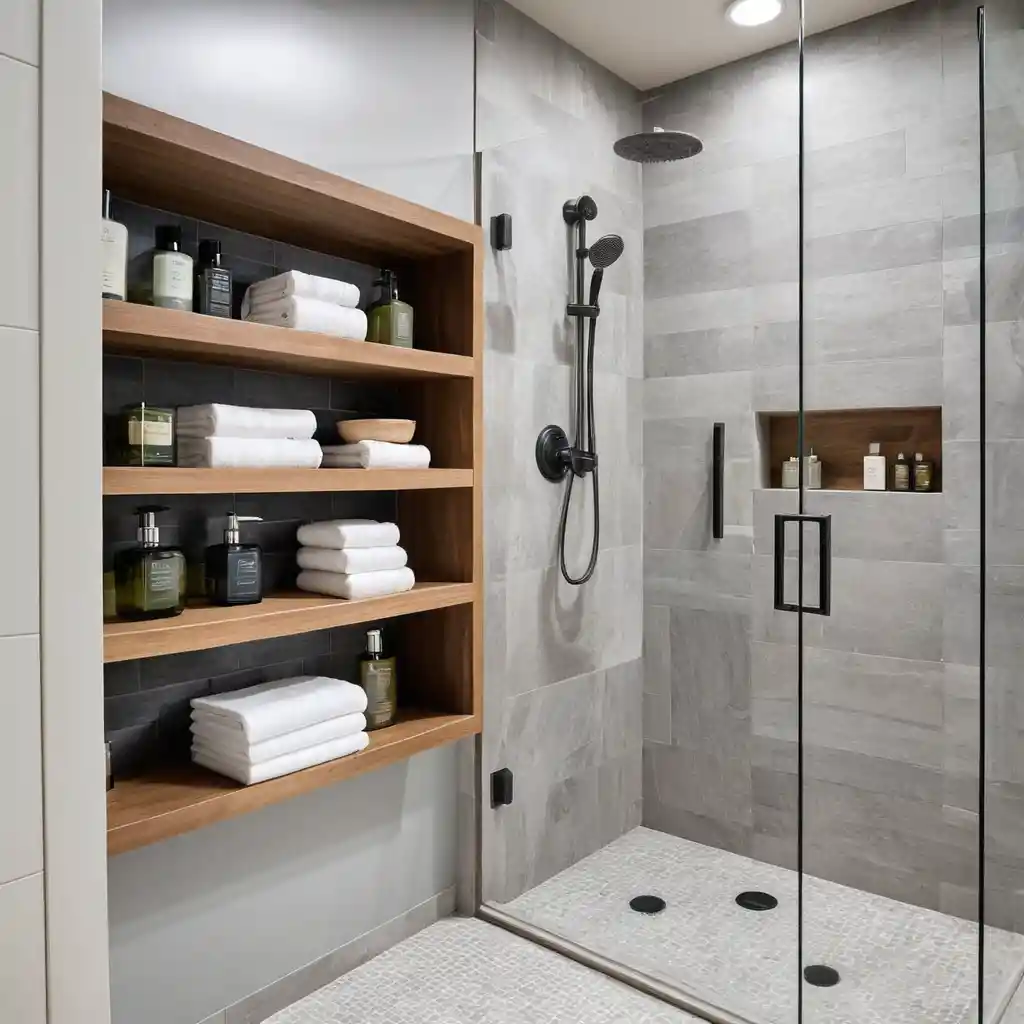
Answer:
[
  {"xmin": 736, "ymin": 891, "xmax": 779, "ymax": 912},
  {"xmin": 629, "ymin": 895, "xmax": 666, "ymax": 915},
  {"xmin": 804, "ymin": 965, "xmax": 841, "ymax": 987}
]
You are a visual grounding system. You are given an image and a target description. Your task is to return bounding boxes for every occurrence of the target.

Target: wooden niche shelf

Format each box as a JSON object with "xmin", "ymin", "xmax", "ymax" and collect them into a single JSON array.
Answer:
[
  {"xmin": 102, "ymin": 94, "xmax": 483, "ymax": 853},
  {"xmin": 763, "ymin": 407, "xmax": 943, "ymax": 491}
]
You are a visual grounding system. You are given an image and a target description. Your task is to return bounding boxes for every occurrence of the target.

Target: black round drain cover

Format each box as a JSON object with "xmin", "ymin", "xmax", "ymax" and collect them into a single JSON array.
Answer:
[
  {"xmin": 629, "ymin": 895, "xmax": 666, "ymax": 914},
  {"xmin": 804, "ymin": 965, "xmax": 840, "ymax": 987},
  {"xmin": 736, "ymin": 891, "xmax": 778, "ymax": 911}
]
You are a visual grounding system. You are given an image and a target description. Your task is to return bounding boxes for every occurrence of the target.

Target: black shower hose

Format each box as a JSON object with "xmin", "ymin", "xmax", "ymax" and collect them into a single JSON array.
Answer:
[{"xmin": 557, "ymin": 315, "xmax": 599, "ymax": 586}]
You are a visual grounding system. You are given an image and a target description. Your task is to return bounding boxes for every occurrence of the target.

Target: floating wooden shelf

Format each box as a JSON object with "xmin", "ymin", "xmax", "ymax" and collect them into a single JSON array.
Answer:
[
  {"xmin": 103, "ymin": 301, "xmax": 476, "ymax": 380},
  {"xmin": 107, "ymin": 709, "xmax": 481, "ymax": 856},
  {"xmin": 104, "ymin": 584, "xmax": 475, "ymax": 662},
  {"xmin": 103, "ymin": 466, "xmax": 473, "ymax": 495}
]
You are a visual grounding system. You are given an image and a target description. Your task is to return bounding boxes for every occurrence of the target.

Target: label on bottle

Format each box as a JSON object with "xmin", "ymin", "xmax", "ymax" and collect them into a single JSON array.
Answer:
[
  {"xmin": 362, "ymin": 660, "xmax": 396, "ymax": 729},
  {"xmin": 145, "ymin": 558, "xmax": 180, "ymax": 609},
  {"xmin": 229, "ymin": 552, "xmax": 261, "ymax": 598},
  {"xmin": 394, "ymin": 307, "xmax": 413, "ymax": 345},
  {"xmin": 198, "ymin": 267, "xmax": 233, "ymax": 317},
  {"xmin": 101, "ymin": 222, "xmax": 127, "ymax": 299},
  {"xmin": 894, "ymin": 463, "xmax": 911, "ymax": 491},
  {"xmin": 154, "ymin": 251, "xmax": 193, "ymax": 302},
  {"xmin": 128, "ymin": 419, "xmax": 174, "ymax": 447}
]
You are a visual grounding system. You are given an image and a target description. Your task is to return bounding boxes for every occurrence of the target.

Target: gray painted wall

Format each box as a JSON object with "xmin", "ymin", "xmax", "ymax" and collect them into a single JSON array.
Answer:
[
  {"xmin": 641, "ymin": 0, "xmax": 1024, "ymax": 922},
  {"xmin": 477, "ymin": 0, "xmax": 645, "ymax": 905},
  {"xmin": 102, "ymin": 2, "xmax": 474, "ymax": 1021}
]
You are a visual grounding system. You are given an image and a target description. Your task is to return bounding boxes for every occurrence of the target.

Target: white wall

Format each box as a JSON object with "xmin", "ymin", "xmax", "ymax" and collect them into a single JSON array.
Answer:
[
  {"xmin": 101, "ymin": 2, "xmax": 475, "ymax": 1021},
  {"xmin": 0, "ymin": 3, "xmax": 47, "ymax": 1021}
]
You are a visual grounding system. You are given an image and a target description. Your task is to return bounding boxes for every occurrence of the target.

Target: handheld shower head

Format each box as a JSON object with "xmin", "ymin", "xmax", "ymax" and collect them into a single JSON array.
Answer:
[
  {"xmin": 588, "ymin": 234, "xmax": 625, "ymax": 306},
  {"xmin": 563, "ymin": 194, "xmax": 599, "ymax": 225}
]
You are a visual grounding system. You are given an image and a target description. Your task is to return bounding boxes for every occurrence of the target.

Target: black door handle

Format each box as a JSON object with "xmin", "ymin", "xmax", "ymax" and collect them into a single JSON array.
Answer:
[
  {"xmin": 712, "ymin": 423, "xmax": 724, "ymax": 540},
  {"xmin": 773, "ymin": 514, "xmax": 832, "ymax": 616}
]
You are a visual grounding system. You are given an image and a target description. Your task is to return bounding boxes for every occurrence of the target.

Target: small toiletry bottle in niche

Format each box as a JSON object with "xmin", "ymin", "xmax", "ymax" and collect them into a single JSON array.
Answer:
[
  {"xmin": 195, "ymin": 239, "xmax": 233, "ymax": 318},
  {"xmin": 366, "ymin": 270, "xmax": 414, "ymax": 348},
  {"xmin": 152, "ymin": 225, "xmax": 193, "ymax": 310},
  {"xmin": 781, "ymin": 457, "xmax": 799, "ymax": 489},
  {"xmin": 863, "ymin": 442, "xmax": 887, "ymax": 491},
  {"xmin": 205, "ymin": 514, "xmax": 264, "ymax": 606},
  {"xmin": 113, "ymin": 505, "xmax": 187, "ymax": 620},
  {"xmin": 359, "ymin": 629, "xmax": 397, "ymax": 730},
  {"xmin": 101, "ymin": 190, "xmax": 128, "ymax": 301},
  {"xmin": 913, "ymin": 452, "xmax": 934, "ymax": 492},
  {"xmin": 805, "ymin": 449, "xmax": 822, "ymax": 490},
  {"xmin": 894, "ymin": 452, "xmax": 912, "ymax": 491},
  {"xmin": 116, "ymin": 403, "xmax": 175, "ymax": 466}
]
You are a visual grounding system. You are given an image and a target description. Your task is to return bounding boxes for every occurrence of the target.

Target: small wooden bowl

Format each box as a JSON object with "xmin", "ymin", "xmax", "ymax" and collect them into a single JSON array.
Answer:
[{"xmin": 336, "ymin": 418, "xmax": 416, "ymax": 444}]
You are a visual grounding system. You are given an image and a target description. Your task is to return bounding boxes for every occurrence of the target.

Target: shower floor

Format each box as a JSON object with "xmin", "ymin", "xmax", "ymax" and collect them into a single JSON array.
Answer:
[
  {"xmin": 265, "ymin": 916, "xmax": 697, "ymax": 1023},
  {"xmin": 499, "ymin": 827, "xmax": 1024, "ymax": 1024}
]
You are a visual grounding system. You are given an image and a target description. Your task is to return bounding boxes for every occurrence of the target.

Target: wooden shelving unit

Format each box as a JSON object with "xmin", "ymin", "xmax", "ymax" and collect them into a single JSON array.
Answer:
[
  {"xmin": 104, "ymin": 585, "xmax": 475, "ymax": 662},
  {"xmin": 102, "ymin": 93, "xmax": 483, "ymax": 853},
  {"xmin": 107, "ymin": 710, "xmax": 478, "ymax": 856},
  {"xmin": 103, "ymin": 466, "xmax": 473, "ymax": 495}
]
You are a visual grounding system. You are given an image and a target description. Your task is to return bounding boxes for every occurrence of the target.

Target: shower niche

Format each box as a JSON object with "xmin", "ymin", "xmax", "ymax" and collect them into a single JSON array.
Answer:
[{"xmin": 758, "ymin": 407, "xmax": 943, "ymax": 492}]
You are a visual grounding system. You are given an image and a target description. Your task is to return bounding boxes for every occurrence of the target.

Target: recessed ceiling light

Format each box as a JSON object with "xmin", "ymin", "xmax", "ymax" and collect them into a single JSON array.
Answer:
[{"xmin": 726, "ymin": 0, "xmax": 783, "ymax": 27}]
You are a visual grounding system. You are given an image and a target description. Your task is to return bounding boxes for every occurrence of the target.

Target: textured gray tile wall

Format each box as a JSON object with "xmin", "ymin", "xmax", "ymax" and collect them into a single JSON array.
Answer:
[
  {"xmin": 641, "ymin": 0, "xmax": 1023, "ymax": 920},
  {"xmin": 477, "ymin": 0, "xmax": 644, "ymax": 904}
]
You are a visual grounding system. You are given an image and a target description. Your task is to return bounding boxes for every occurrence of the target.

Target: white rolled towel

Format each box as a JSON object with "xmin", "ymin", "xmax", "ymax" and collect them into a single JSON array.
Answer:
[
  {"xmin": 245, "ymin": 295, "xmax": 368, "ymax": 341},
  {"xmin": 243, "ymin": 270, "xmax": 361, "ymax": 311},
  {"xmin": 321, "ymin": 441, "xmax": 431, "ymax": 470},
  {"xmin": 296, "ymin": 519, "xmax": 400, "ymax": 550},
  {"xmin": 191, "ymin": 711, "xmax": 367, "ymax": 764},
  {"xmin": 176, "ymin": 404, "xmax": 317, "ymax": 440},
  {"xmin": 297, "ymin": 545, "xmax": 408, "ymax": 575},
  {"xmin": 194, "ymin": 731, "xmax": 370, "ymax": 785},
  {"xmin": 297, "ymin": 567, "xmax": 416, "ymax": 601},
  {"xmin": 176, "ymin": 437, "xmax": 323, "ymax": 469},
  {"xmin": 191, "ymin": 675, "xmax": 368, "ymax": 744}
]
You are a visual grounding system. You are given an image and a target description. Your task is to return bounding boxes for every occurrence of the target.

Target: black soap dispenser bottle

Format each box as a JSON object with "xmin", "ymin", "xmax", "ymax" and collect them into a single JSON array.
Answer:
[
  {"xmin": 205, "ymin": 514, "xmax": 264, "ymax": 606},
  {"xmin": 113, "ymin": 505, "xmax": 187, "ymax": 620}
]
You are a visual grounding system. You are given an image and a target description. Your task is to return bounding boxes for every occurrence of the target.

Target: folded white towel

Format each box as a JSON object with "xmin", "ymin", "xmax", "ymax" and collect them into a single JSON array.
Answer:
[
  {"xmin": 245, "ymin": 295, "xmax": 368, "ymax": 341},
  {"xmin": 191, "ymin": 675, "xmax": 368, "ymax": 744},
  {"xmin": 176, "ymin": 437, "xmax": 323, "ymax": 469},
  {"xmin": 191, "ymin": 711, "xmax": 367, "ymax": 764},
  {"xmin": 296, "ymin": 519, "xmax": 400, "ymax": 550},
  {"xmin": 320, "ymin": 441, "xmax": 431, "ymax": 470},
  {"xmin": 176, "ymin": 404, "xmax": 317, "ymax": 440},
  {"xmin": 243, "ymin": 271, "xmax": 361, "ymax": 311},
  {"xmin": 297, "ymin": 567, "xmax": 416, "ymax": 601},
  {"xmin": 297, "ymin": 545, "xmax": 408, "ymax": 575},
  {"xmin": 194, "ymin": 731, "xmax": 370, "ymax": 785}
]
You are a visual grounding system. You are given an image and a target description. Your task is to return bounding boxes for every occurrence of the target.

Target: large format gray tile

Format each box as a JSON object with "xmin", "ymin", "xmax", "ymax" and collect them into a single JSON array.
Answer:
[
  {"xmin": 0, "ymin": 0, "xmax": 37, "ymax": 65},
  {"xmin": 0, "ymin": 873, "xmax": 45, "ymax": 1024}
]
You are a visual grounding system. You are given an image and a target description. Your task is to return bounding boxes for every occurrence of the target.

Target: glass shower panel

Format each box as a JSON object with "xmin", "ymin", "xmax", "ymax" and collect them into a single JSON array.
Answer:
[
  {"xmin": 800, "ymin": 1, "xmax": 986, "ymax": 1022},
  {"xmin": 982, "ymin": 1, "xmax": 1024, "ymax": 1022}
]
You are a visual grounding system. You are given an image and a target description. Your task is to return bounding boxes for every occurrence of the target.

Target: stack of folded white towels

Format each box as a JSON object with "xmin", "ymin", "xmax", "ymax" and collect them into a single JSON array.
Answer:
[
  {"xmin": 190, "ymin": 675, "xmax": 369, "ymax": 785},
  {"xmin": 321, "ymin": 439, "xmax": 431, "ymax": 470},
  {"xmin": 296, "ymin": 519, "xmax": 415, "ymax": 600},
  {"xmin": 176, "ymin": 403, "xmax": 323, "ymax": 468},
  {"xmin": 242, "ymin": 270, "xmax": 368, "ymax": 341}
]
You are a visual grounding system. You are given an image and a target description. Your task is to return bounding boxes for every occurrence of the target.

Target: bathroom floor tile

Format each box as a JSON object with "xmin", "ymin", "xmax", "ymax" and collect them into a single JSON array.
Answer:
[
  {"xmin": 265, "ymin": 916, "xmax": 696, "ymax": 1024},
  {"xmin": 499, "ymin": 827, "xmax": 1024, "ymax": 1024}
]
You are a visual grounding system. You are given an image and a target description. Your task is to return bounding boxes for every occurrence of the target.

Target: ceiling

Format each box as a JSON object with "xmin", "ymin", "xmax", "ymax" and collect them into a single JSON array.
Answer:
[{"xmin": 504, "ymin": 0, "xmax": 915, "ymax": 90}]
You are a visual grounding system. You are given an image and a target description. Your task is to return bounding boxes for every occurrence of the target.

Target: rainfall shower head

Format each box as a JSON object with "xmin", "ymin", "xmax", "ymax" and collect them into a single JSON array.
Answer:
[
  {"xmin": 589, "ymin": 234, "xmax": 625, "ymax": 270},
  {"xmin": 614, "ymin": 127, "xmax": 703, "ymax": 163}
]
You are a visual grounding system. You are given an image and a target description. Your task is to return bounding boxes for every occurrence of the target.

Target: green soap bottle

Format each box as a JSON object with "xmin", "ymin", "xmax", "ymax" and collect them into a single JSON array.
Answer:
[
  {"xmin": 113, "ymin": 505, "xmax": 187, "ymax": 620},
  {"xmin": 366, "ymin": 270, "xmax": 414, "ymax": 348},
  {"xmin": 359, "ymin": 629, "xmax": 397, "ymax": 730}
]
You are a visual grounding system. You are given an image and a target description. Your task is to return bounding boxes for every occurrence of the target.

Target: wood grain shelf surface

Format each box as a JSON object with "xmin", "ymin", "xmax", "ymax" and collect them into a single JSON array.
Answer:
[
  {"xmin": 107, "ymin": 709, "xmax": 481, "ymax": 855},
  {"xmin": 104, "ymin": 584, "xmax": 475, "ymax": 663},
  {"xmin": 102, "ymin": 301, "xmax": 476, "ymax": 380},
  {"xmin": 103, "ymin": 466, "xmax": 473, "ymax": 495}
]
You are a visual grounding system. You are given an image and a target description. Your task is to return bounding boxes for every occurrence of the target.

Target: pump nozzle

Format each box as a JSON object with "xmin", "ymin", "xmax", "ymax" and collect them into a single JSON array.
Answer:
[{"xmin": 224, "ymin": 513, "xmax": 262, "ymax": 545}]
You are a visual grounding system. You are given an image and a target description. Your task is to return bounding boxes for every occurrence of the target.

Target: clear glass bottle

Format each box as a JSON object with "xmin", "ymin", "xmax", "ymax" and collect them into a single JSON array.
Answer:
[
  {"xmin": 153, "ymin": 225, "xmax": 193, "ymax": 311},
  {"xmin": 366, "ymin": 270, "xmax": 414, "ymax": 348},
  {"xmin": 359, "ymin": 629, "xmax": 397, "ymax": 730},
  {"xmin": 101, "ymin": 190, "xmax": 128, "ymax": 301},
  {"xmin": 205, "ymin": 514, "xmax": 263, "ymax": 606},
  {"xmin": 113, "ymin": 505, "xmax": 187, "ymax": 620},
  {"xmin": 195, "ymin": 239, "xmax": 233, "ymax": 318}
]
